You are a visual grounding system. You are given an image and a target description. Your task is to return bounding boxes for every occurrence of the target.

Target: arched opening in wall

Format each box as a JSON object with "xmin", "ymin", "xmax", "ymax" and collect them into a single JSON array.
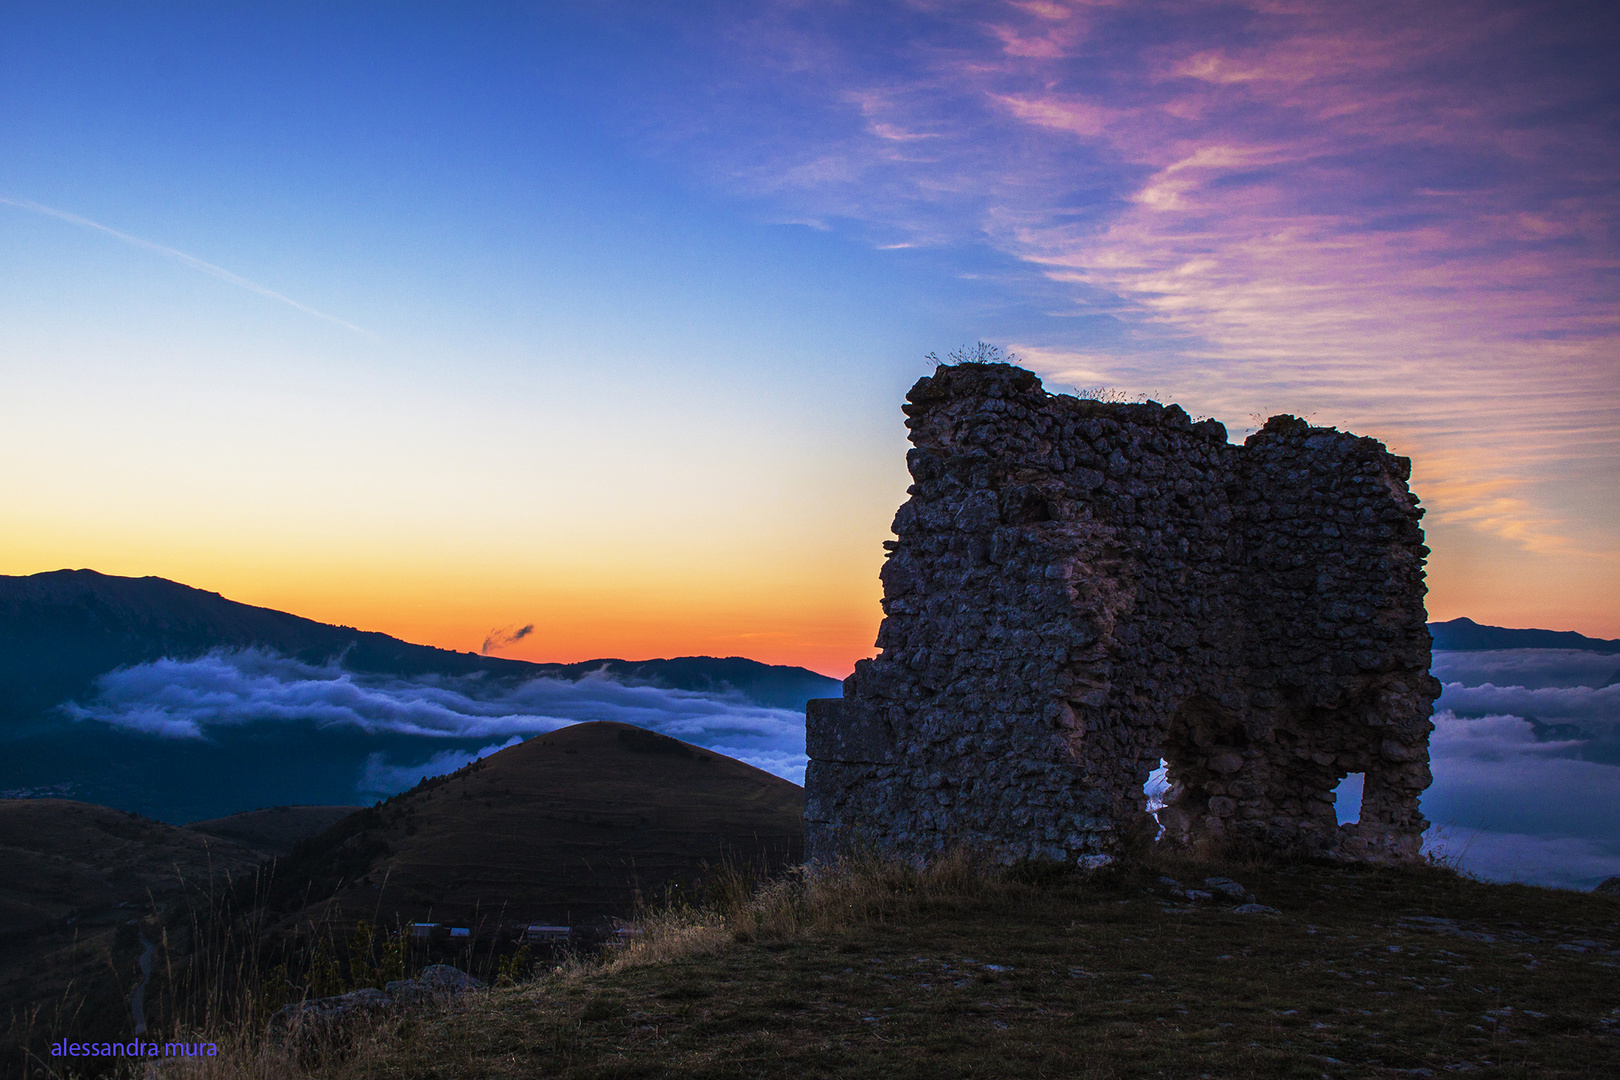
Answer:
[
  {"xmin": 1144, "ymin": 758, "xmax": 1170, "ymax": 840},
  {"xmin": 1156, "ymin": 695, "xmax": 1247, "ymax": 847},
  {"xmin": 1333, "ymin": 773, "xmax": 1365, "ymax": 826}
]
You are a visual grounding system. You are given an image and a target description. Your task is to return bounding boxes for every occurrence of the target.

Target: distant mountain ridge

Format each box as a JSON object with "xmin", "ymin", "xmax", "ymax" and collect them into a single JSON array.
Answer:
[
  {"xmin": 1428, "ymin": 617, "xmax": 1620, "ymax": 654},
  {"xmin": 0, "ymin": 569, "xmax": 837, "ymax": 822},
  {"xmin": 12, "ymin": 568, "xmax": 1612, "ymax": 825},
  {"xmin": 0, "ymin": 568, "xmax": 841, "ymax": 720}
]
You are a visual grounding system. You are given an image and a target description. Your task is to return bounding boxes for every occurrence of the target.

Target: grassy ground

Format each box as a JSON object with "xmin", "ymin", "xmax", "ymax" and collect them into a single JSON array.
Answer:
[{"xmin": 181, "ymin": 853, "xmax": 1620, "ymax": 1080}]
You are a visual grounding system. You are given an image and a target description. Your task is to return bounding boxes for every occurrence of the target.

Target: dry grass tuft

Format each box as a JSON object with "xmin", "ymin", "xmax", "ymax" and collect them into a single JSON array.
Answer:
[
  {"xmin": 573, "ymin": 848, "xmax": 1009, "ymax": 975},
  {"xmin": 590, "ymin": 907, "xmax": 731, "ymax": 976},
  {"xmin": 711, "ymin": 846, "xmax": 1016, "ymax": 944}
]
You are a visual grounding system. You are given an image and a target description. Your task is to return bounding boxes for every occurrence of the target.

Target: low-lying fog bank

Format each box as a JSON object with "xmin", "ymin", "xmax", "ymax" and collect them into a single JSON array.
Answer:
[{"xmin": 21, "ymin": 646, "xmax": 1620, "ymax": 890}]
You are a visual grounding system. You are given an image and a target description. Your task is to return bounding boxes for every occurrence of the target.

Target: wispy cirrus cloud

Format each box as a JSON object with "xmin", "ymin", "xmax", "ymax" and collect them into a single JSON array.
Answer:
[{"xmin": 674, "ymin": 1, "xmax": 1619, "ymax": 572}]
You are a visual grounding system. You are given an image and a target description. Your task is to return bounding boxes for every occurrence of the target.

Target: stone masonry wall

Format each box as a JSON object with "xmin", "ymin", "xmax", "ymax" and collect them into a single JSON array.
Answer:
[{"xmin": 805, "ymin": 363, "xmax": 1440, "ymax": 866}]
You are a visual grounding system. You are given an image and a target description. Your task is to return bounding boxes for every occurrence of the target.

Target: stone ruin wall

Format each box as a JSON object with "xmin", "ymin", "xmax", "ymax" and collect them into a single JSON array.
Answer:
[{"xmin": 805, "ymin": 363, "xmax": 1441, "ymax": 866}]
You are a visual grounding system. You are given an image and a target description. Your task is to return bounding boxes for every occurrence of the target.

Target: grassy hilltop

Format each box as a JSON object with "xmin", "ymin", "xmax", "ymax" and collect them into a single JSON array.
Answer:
[
  {"xmin": 255, "ymin": 720, "xmax": 804, "ymax": 931},
  {"xmin": 124, "ymin": 852, "xmax": 1620, "ymax": 1080}
]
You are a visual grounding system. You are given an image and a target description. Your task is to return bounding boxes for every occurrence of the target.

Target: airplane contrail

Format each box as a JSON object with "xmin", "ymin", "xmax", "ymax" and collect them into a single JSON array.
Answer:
[{"xmin": 0, "ymin": 195, "xmax": 366, "ymax": 333}]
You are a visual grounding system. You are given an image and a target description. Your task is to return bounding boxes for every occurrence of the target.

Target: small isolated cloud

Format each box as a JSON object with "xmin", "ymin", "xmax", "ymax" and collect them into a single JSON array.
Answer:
[
  {"xmin": 1436, "ymin": 684, "xmax": 1620, "ymax": 733},
  {"xmin": 1431, "ymin": 711, "xmax": 1589, "ymax": 761},
  {"xmin": 358, "ymin": 737, "xmax": 522, "ymax": 799},
  {"xmin": 480, "ymin": 623, "xmax": 535, "ymax": 654},
  {"xmin": 63, "ymin": 648, "xmax": 809, "ymax": 791}
]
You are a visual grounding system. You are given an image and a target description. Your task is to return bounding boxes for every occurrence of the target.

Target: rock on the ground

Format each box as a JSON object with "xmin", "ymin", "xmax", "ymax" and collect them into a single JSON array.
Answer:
[
  {"xmin": 1203, "ymin": 877, "xmax": 1256, "ymax": 904},
  {"xmin": 275, "ymin": 965, "xmax": 486, "ymax": 1024}
]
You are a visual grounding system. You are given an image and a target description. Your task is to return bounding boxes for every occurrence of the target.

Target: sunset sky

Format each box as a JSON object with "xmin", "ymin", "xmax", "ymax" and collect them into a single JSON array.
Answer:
[{"xmin": 3, "ymin": 1, "xmax": 1615, "ymax": 677}]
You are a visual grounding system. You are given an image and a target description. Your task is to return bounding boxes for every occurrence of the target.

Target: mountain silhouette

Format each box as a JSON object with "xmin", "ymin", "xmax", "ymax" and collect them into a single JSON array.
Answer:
[
  {"xmin": 1428, "ymin": 616, "xmax": 1620, "ymax": 654},
  {"xmin": 0, "ymin": 569, "xmax": 838, "ymax": 822},
  {"xmin": 0, "ymin": 569, "xmax": 840, "ymax": 722}
]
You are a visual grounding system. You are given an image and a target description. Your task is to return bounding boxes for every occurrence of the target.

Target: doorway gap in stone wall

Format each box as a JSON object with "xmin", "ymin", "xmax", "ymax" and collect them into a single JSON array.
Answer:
[
  {"xmin": 1144, "ymin": 758, "xmax": 1170, "ymax": 840},
  {"xmin": 1334, "ymin": 773, "xmax": 1365, "ymax": 825}
]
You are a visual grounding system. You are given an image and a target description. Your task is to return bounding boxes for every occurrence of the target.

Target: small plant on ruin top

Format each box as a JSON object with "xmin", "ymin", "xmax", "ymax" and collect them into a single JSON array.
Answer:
[{"xmin": 925, "ymin": 342, "xmax": 1023, "ymax": 367}]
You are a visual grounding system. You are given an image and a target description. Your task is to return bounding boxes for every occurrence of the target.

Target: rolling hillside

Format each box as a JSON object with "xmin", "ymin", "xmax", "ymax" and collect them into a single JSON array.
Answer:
[
  {"xmin": 187, "ymin": 804, "xmax": 366, "ymax": 857},
  {"xmin": 0, "ymin": 799, "xmax": 268, "ymax": 1055},
  {"xmin": 0, "ymin": 725, "xmax": 807, "ymax": 1063},
  {"xmin": 263, "ymin": 720, "xmax": 805, "ymax": 930}
]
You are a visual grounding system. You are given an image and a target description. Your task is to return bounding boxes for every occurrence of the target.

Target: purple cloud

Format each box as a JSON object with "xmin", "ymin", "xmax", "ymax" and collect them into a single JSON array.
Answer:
[{"xmin": 661, "ymin": 2, "xmax": 1619, "ymax": 573}]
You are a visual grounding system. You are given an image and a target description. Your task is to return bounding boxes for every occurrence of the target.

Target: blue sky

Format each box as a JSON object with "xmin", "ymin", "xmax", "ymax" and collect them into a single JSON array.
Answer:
[{"xmin": 2, "ymin": 2, "xmax": 1616, "ymax": 674}]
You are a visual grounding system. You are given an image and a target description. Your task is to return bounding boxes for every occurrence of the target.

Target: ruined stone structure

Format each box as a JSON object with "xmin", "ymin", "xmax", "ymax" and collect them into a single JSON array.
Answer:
[{"xmin": 806, "ymin": 363, "xmax": 1440, "ymax": 866}]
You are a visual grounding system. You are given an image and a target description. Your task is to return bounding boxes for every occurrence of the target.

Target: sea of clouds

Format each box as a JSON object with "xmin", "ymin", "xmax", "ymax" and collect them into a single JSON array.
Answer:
[
  {"xmin": 63, "ymin": 649, "xmax": 810, "ymax": 787},
  {"xmin": 1422, "ymin": 649, "xmax": 1620, "ymax": 890},
  {"xmin": 62, "ymin": 645, "xmax": 1620, "ymax": 889}
]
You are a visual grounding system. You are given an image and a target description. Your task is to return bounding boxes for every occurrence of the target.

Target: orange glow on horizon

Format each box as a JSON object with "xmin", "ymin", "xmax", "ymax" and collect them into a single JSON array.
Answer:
[
  {"xmin": 0, "ymin": 545, "xmax": 885, "ymax": 680},
  {"xmin": 8, "ymin": 511, "xmax": 1615, "ymax": 687},
  {"xmin": 1421, "ymin": 522, "xmax": 1620, "ymax": 644}
]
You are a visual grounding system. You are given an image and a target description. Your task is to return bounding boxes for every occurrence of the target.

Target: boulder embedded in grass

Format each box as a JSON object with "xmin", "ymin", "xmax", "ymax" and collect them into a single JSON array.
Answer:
[
  {"xmin": 1203, "ymin": 877, "xmax": 1257, "ymax": 904},
  {"xmin": 276, "ymin": 964, "xmax": 486, "ymax": 1025}
]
